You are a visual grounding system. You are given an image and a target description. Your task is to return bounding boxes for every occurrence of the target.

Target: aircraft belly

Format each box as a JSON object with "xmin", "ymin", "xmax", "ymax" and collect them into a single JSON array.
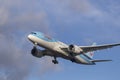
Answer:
[
  {"xmin": 54, "ymin": 47, "xmax": 69, "ymax": 56},
  {"xmin": 75, "ymin": 56, "xmax": 95, "ymax": 65},
  {"xmin": 75, "ymin": 56, "xmax": 88, "ymax": 64}
]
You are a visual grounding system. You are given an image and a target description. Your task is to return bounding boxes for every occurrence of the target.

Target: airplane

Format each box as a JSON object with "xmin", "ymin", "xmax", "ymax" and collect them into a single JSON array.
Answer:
[{"xmin": 28, "ymin": 31, "xmax": 120, "ymax": 65}]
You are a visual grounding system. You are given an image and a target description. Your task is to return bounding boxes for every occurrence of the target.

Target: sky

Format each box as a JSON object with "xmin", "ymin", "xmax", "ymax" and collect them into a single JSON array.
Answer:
[{"xmin": 0, "ymin": 0, "xmax": 120, "ymax": 80}]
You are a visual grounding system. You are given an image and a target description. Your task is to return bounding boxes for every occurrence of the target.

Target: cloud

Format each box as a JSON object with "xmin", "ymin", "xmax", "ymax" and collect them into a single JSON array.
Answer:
[
  {"xmin": 0, "ymin": 0, "xmax": 120, "ymax": 80},
  {"xmin": 50, "ymin": 0, "xmax": 103, "ymax": 17},
  {"xmin": 0, "ymin": 0, "xmax": 61, "ymax": 80},
  {"xmin": 68, "ymin": 0, "xmax": 102, "ymax": 17},
  {"xmin": 0, "ymin": 7, "xmax": 9, "ymax": 26}
]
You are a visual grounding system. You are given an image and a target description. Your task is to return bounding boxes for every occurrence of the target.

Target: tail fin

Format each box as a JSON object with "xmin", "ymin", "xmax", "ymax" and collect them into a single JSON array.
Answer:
[{"xmin": 85, "ymin": 43, "xmax": 96, "ymax": 59}]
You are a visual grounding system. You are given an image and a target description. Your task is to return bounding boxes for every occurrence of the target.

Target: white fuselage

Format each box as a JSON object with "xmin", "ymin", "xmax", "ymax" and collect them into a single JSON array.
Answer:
[{"xmin": 28, "ymin": 33, "xmax": 94, "ymax": 65}]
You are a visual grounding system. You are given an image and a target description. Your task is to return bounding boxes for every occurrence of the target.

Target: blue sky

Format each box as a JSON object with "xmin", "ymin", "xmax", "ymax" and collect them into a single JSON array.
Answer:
[{"xmin": 0, "ymin": 0, "xmax": 120, "ymax": 80}]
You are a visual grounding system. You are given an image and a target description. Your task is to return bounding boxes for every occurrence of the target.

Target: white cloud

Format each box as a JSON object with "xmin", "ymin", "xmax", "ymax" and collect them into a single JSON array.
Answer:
[
  {"xmin": 68, "ymin": 0, "xmax": 102, "ymax": 17},
  {"xmin": 0, "ymin": 0, "xmax": 60, "ymax": 80},
  {"xmin": 0, "ymin": 7, "xmax": 9, "ymax": 26},
  {"xmin": 0, "ymin": 0, "xmax": 120, "ymax": 80}
]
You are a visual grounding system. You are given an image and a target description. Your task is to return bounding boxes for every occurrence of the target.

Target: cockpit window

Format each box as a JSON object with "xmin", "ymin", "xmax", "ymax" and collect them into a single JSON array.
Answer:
[{"xmin": 31, "ymin": 32, "xmax": 36, "ymax": 34}]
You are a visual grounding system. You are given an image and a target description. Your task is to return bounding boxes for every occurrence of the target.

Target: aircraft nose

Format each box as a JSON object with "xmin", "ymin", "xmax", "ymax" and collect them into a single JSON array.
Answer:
[{"xmin": 28, "ymin": 34, "xmax": 32, "ymax": 40}]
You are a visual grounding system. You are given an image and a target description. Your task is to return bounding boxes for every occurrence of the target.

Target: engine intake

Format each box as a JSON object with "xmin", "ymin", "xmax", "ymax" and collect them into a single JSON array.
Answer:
[
  {"xmin": 31, "ymin": 47, "xmax": 44, "ymax": 58},
  {"xmin": 69, "ymin": 44, "xmax": 83, "ymax": 54}
]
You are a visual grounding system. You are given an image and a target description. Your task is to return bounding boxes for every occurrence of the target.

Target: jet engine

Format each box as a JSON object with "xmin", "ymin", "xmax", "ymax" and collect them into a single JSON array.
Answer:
[
  {"xmin": 31, "ymin": 47, "xmax": 44, "ymax": 58},
  {"xmin": 69, "ymin": 45, "xmax": 83, "ymax": 54}
]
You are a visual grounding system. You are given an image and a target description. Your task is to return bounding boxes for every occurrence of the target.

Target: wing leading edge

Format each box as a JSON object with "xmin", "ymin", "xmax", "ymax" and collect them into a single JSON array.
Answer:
[{"xmin": 80, "ymin": 43, "xmax": 120, "ymax": 53}]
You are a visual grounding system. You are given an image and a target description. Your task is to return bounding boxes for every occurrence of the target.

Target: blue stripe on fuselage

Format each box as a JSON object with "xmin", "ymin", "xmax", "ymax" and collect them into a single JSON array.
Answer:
[
  {"xmin": 79, "ymin": 54, "xmax": 94, "ymax": 64},
  {"xmin": 30, "ymin": 32, "xmax": 58, "ymax": 42}
]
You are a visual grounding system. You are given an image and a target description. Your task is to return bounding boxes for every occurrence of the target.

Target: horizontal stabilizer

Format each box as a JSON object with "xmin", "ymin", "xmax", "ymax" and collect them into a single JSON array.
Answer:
[{"xmin": 91, "ymin": 60, "xmax": 112, "ymax": 62}]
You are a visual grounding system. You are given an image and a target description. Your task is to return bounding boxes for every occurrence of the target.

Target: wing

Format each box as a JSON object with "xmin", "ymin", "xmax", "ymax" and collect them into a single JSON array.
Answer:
[{"xmin": 80, "ymin": 43, "xmax": 120, "ymax": 53}]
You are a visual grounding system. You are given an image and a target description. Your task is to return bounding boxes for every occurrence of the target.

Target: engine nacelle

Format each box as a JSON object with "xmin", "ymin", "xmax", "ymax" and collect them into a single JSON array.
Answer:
[
  {"xmin": 31, "ymin": 47, "xmax": 44, "ymax": 58},
  {"xmin": 69, "ymin": 45, "xmax": 83, "ymax": 54}
]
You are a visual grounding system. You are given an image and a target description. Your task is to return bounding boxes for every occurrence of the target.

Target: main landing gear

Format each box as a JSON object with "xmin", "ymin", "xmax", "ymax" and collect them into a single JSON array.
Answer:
[{"xmin": 52, "ymin": 56, "xmax": 58, "ymax": 64}]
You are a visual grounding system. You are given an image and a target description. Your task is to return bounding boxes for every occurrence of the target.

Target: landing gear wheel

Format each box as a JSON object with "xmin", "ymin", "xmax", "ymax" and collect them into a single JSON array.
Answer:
[
  {"xmin": 52, "ymin": 60, "xmax": 58, "ymax": 64},
  {"xmin": 71, "ymin": 58, "xmax": 76, "ymax": 62},
  {"xmin": 52, "ymin": 56, "xmax": 58, "ymax": 64}
]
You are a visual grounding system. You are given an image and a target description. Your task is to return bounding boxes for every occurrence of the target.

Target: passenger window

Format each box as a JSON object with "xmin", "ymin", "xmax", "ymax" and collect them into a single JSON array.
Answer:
[{"xmin": 31, "ymin": 32, "xmax": 36, "ymax": 34}]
